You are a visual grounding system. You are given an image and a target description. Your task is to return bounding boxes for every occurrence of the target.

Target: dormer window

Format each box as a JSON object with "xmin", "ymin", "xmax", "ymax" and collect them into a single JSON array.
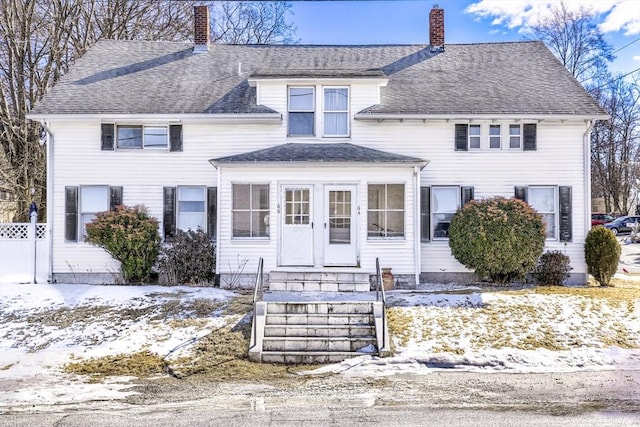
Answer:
[
  {"xmin": 287, "ymin": 86, "xmax": 350, "ymax": 138},
  {"xmin": 323, "ymin": 88, "xmax": 349, "ymax": 137},
  {"xmin": 288, "ymin": 87, "xmax": 315, "ymax": 136}
]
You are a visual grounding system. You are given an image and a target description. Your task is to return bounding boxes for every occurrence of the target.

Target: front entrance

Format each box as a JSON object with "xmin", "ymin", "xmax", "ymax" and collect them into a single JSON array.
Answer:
[
  {"xmin": 279, "ymin": 183, "xmax": 358, "ymax": 267},
  {"xmin": 323, "ymin": 185, "xmax": 357, "ymax": 266},
  {"xmin": 281, "ymin": 185, "xmax": 314, "ymax": 266}
]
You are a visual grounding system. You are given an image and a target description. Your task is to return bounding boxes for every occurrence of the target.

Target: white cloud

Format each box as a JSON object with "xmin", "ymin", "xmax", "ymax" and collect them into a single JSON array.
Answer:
[
  {"xmin": 465, "ymin": 0, "xmax": 640, "ymax": 35},
  {"xmin": 633, "ymin": 55, "xmax": 640, "ymax": 62}
]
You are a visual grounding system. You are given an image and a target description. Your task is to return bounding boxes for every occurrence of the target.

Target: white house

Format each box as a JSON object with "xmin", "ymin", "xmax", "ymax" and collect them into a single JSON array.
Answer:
[{"xmin": 28, "ymin": 6, "xmax": 607, "ymax": 287}]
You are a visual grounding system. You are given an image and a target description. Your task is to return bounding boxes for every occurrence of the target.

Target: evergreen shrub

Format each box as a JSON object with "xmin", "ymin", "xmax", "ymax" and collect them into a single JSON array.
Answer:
[{"xmin": 584, "ymin": 226, "xmax": 621, "ymax": 286}]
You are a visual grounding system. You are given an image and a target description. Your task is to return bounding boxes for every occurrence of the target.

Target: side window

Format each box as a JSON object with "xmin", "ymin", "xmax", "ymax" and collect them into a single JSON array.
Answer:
[
  {"xmin": 232, "ymin": 184, "xmax": 270, "ymax": 238},
  {"xmin": 323, "ymin": 87, "xmax": 349, "ymax": 137},
  {"xmin": 431, "ymin": 186, "xmax": 459, "ymax": 239},
  {"xmin": 177, "ymin": 186, "xmax": 206, "ymax": 231},
  {"xmin": 367, "ymin": 184, "xmax": 405, "ymax": 238},
  {"xmin": 117, "ymin": 125, "xmax": 168, "ymax": 149},
  {"xmin": 80, "ymin": 186, "xmax": 109, "ymax": 237},
  {"xmin": 288, "ymin": 87, "xmax": 315, "ymax": 136},
  {"xmin": 529, "ymin": 186, "xmax": 557, "ymax": 239}
]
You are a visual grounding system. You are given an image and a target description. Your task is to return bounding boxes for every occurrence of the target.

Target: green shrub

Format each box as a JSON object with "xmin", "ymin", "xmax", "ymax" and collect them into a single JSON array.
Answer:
[
  {"xmin": 85, "ymin": 205, "xmax": 161, "ymax": 283},
  {"xmin": 158, "ymin": 229, "xmax": 216, "ymax": 285},
  {"xmin": 584, "ymin": 226, "xmax": 620, "ymax": 286},
  {"xmin": 534, "ymin": 250, "xmax": 572, "ymax": 285},
  {"xmin": 448, "ymin": 197, "xmax": 546, "ymax": 284}
]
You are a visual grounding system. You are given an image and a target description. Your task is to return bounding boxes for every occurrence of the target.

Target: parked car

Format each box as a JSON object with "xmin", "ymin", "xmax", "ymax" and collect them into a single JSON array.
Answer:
[
  {"xmin": 602, "ymin": 215, "xmax": 640, "ymax": 235},
  {"xmin": 591, "ymin": 212, "xmax": 615, "ymax": 227}
]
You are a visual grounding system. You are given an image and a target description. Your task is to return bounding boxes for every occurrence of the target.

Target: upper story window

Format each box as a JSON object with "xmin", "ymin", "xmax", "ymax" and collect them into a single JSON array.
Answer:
[
  {"xmin": 509, "ymin": 124, "xmax": 522, "ymax": 149},
  {"xmin": 117, "ymin": 125, "xmax": 168, "ymax": 149},
  {"xmin": 469, "ymin": 124, "xmax": 481, "ymax": 149},
  {"xmin": 489, "ymin": 124, "xmax": 501, "ymax": 149},
  {"xmin": 455, "ymin": 123, "xmax": 536, "ymax": 151},
  {"xmin": 101, "ymin": 123, "xmax": 182, "ymax": 152},
  {"xmin": 323, "ymin": 88, "xmax": 349, "ymax": 137},
  {"xmin": 288, "ymin": 87, "xmax": 315, "ymax": 136},
  {"xmin": 288, "ymin": 86, "xmax": 350, "ymax": 138}
]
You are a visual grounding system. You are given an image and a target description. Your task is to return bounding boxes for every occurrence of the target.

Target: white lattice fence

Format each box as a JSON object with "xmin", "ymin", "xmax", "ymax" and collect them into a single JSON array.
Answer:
[{"xmin": 0, "ymin": 222, "xmax": 49, "ymax": 283}]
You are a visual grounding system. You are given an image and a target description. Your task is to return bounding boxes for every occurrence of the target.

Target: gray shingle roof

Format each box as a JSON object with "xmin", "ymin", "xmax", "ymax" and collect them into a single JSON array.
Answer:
[
  {"xmin": 212, "ymin": 143, "xmax": 424, "ymax": 164},
  {"xmin": 31, "ymin": 40, "xmax": 605, "ymax": 117}
]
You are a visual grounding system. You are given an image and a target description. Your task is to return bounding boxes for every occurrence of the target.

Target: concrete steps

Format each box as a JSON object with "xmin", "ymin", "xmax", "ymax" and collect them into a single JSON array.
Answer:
[
  {"xmin": 249, "ymin": 300, "xmax": 389, "ymax": 364},
  {"xmin": 268, "ymin": 271, "xmax": 371, "ymax": 292}
]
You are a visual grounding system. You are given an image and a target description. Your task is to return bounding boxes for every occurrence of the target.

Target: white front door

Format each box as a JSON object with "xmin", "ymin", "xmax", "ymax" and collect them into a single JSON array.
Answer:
[
  {"xmin": 281, "ymin": 185, "xmax": 314, "ymax": 266},
  {"xmin": 324, "ymin": 185, "xmax": 357, "ymax": 266}
]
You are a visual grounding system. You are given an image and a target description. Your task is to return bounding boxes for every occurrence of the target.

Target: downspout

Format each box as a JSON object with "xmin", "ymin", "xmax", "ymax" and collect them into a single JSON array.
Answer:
[
  {"xmin": 413, "ymin": 166, "xmax": 420, "ymax": 286},
  {"xmin": 216, "ymin": 163, "xmax": 222, "ymax": 285},
  {"xmin": 583, "ymin": 119, "xmax": 595, "ymax": 283},
  {"xmin": 40, "ymin": 120, "xmax": 54, "ymax": 283}
]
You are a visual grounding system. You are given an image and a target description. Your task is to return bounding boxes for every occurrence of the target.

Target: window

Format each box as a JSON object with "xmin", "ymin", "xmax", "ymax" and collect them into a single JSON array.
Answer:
[
  {"xmin": 177, "ymin": 186, "xmax": 206, "ymax": 231},
  {"xmin": 529, "ymin": 186, "xmax": 557, "ymax": 239},
  {"xmin": 288, "ymin": 87, "xmax": 315, "ymax": 136},
  {"xmin": 232, "ymin": 184, "xmax": 270, "ymax": 238},
  {"xmin": 116, "ymin": 125, "xmax": 168, "ymax": 149},
  {"xmin": 323, "ymin": 88, "xmax": 349, "ymax": 136},
  {"xmin": 285, "ymin": 188, "xmax": 310, "ymax": 225},
  {"xmin": 80, "ymin": 186, "xmax": 109, "ymax": 237},
  {"xmin": 469, "ymin": 125, "xmax": 481, "ymax": 149},
  {"xmin": 489, "ymin": 124, "xmax": 501, "ymax": 149},
  {"xmin": 431, "ymin": 187, "xmax": 459, "ymax": 239},
  {"xmin": 367, "ymin": 184, "xmax": 405, "ymax": 238},
  {"xmin": 509, "ymin": 124, "xmax": 521, "ymax": 149}
]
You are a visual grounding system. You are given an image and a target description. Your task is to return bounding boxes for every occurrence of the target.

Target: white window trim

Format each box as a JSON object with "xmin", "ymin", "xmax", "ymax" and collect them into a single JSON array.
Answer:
[
  {"xmin": 116, "ymin": 124, "xmax": 169, "ymax": 150},
  {"xmin": 529, "ymin": 185, "xmax": 558, "ymax": 240},
  {"xmin": 231, "ymin": 183, "xmax": 271, "ymax": 239},
  {"xmin": 468, "ymin": 124, "xmax": 481, "ymax": 150},
  {"xmin": 79, "ymin": 185, "xmax": 109, "ymax": 238},
  {"xmin": 322, "ymin": 86, "xmax": 350, "ymax": 138},
  {"xmin": 431, "ymin": 186, "xmax": 460, "ymax": 241},
  {"xmin": 367, "ymin": 183, "xmax": 406, "ymax": 240},
  {"xmin": 177, "ymin": 185, "xmax": 207, "ymax": 233},
  {"xmin": 508, "ymin": 124, "xmax": 523, "ymax": 150},
  {"xmin": 489, "ymin": 124, "xmax": 501, "ymax": 149},
  {"xmin": 287, "ymin": 85, "xmax": 351, "ymax": 139}
]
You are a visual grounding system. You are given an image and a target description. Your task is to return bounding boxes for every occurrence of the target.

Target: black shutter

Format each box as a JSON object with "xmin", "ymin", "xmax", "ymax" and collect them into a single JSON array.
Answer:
[
  {"xmin": 461, "ymin": 186, "xmax": 474, "ymax": 206},
  {"xmin": 65, "ymin": 186, "xmax": 78, "ymax": 242},
  {"xmin": 207, "ymin": 187, "xmax": 217, "ymax": 240},
  {"xmin": 110, "ymin": 186, "xmax": 123, "ymax": 210},
  {"xmin": 514, "ymin": 186, "xmax": 527, "ymax": 202},
  {"xmin": 559, "ymin": 186, "xmax": 572, "ymax": 242},
  {"xmin": 169, "ymin": 125, "xmax": 183, "ymax": 152},
  {"xmin": 101, "ymin": 124, "xmax": 115, "ymax": 150},
  {"xmin": 420, "ymin": 187, "xmax": 430, "ymax": 242},
  {"xmin": 163, "ymin": 187, "xmax": 176, "ymax": 240},
  {"xmin": 523, "ymin": 123, "xmax": 537, "ymax": 151},
  {"xmin": 455, "ymin": 124, "xmax": 468, "ymax": 151}
]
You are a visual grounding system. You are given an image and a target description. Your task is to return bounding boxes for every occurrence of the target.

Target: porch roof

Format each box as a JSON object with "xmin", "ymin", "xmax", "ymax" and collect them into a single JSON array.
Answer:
[{"xmin": 210, "ymin": 143, "xmax": 426, "ymax": 166}]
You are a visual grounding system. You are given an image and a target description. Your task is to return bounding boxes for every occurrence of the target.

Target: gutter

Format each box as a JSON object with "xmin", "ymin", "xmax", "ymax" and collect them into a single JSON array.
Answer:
[
  {"xmin": 354, "ymin": 113, "xmax": 610, "ymax": 122},
  {"xmin": 26, "ymin": 113, "xmax": 283, "ymax": 124},
  {"xmin": 39, "ymin": 120, "xmax": 54, "ymax": 283}
]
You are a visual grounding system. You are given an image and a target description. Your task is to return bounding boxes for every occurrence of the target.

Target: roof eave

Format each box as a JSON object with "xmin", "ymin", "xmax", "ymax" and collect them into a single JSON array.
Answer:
[
  {"xmin": 26, "ymin": 112, "xmax": 283, "ymax": 124},
  {"xmin": 209, "ymin": 160, "xmax": 429, "ymax": 169},
  {"xmin": 354, "ymin": 113, "xmax": 610, "ymax": 122}
]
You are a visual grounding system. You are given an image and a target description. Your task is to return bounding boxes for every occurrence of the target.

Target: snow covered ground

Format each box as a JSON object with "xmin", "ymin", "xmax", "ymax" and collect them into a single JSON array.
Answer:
[{"xmin": 1, "ymin": 275, "xmax": 639, "ymax": 407}]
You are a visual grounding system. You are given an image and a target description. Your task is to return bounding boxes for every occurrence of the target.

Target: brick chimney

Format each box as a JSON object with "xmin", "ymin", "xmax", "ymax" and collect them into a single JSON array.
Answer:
[
  {"xmin": 193, "ymin": 5, "xmax": 210, "ymax": 52},
  {"xmin": 429, "ymin": 5, "xmax": 444, "ymax": 51}
]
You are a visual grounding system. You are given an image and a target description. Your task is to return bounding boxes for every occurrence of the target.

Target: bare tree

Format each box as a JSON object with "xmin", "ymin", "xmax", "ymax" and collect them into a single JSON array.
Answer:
[
  {"xmin": 0, "ymin": 1, "xmax": 297, "ymax": 222},
  {"xmin": 209, "ymin": 1, "xmax": 297, "ymax": 44},
  {"xmin": 529, "ymin": 1, "xmax": 614, "ymax": 85},
  {"xmin": 591, "ymin": 76, "xmax": 640, "ymax": 215}
]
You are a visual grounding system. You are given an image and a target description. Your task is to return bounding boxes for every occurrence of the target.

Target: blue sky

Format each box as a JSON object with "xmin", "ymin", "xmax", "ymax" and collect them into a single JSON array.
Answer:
[{"xmin": 289, "ymin": 0, "xmax": 640, "ymax": 78}]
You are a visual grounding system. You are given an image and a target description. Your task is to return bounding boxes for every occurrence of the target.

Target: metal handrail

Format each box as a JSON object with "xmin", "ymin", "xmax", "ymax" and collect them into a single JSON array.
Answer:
[
  {"xmin": 375, "ymin": 257, "xmax": 387, "ymax": 354},
  {"xmin": 252, "ymin": 257, "xmax": 264, "ymax": 304},
  {"xmin": 250, "ymin": 257, "xmax": 264, "ymax": 350},
  {"xmin": 375, "ymin": 257, "xmax": 386, "ymax": 304}
]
